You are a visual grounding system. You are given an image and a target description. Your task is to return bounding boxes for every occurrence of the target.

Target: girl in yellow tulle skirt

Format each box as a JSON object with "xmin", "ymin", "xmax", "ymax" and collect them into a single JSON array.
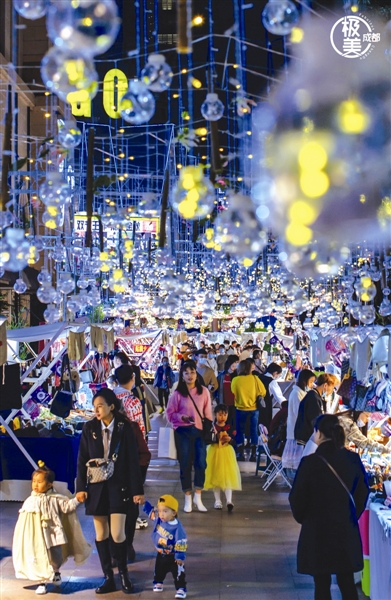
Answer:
[{"xmin": 204, "ymin": 404, "xmax": 242, "ymax": 511}]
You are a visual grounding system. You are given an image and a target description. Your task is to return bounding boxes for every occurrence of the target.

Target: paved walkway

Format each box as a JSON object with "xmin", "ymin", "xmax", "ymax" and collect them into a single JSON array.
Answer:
[{"xmin": 0, "ymin": 417, "xmax": 366, "ymax": 600}]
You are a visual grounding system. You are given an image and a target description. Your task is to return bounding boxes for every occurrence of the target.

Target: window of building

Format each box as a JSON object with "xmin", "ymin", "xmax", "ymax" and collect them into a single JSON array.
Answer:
[
  {"xmin": 158, "ymin": 33, "xmax": 177, "ymax": 45},
  {"xmin": 162, "ymin": 0, "xmax": 173, "ymax": 10}
]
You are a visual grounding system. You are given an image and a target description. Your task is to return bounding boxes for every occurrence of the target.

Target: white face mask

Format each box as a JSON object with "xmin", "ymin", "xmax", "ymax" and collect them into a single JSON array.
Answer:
[
  {"xmin": 357, "ymin": 419, "xmax": 366, "ymax": 428},
  {"xmin": 198, "ymin": 357, "xmax": 206, "ymax": 365},
  {"xmin": 208, "ymin": 354, "xmax": 214, "ymax": 359},
  {"xmin": 220, "ymin": 349, "xmax": 225, "ymax": 354}
]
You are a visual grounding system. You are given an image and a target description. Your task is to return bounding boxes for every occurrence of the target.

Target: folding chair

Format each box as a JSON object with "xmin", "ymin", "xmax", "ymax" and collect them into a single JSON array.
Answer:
[{"xmin": 258, "ymin": 426, "xmax": 292, "ymax": 490}]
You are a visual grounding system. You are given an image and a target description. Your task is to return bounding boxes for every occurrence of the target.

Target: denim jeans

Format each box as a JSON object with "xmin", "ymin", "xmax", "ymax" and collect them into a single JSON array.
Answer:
[
  {"xmin": 174, "ymin": 426, "xmax": 207, "ymax": 492},
  {"xmin": 236, "ymin": 409, "xmax": 259, "ymax": 445}
]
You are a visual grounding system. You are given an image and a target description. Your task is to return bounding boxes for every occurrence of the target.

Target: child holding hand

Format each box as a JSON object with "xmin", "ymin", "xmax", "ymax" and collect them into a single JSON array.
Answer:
[
  {"xmin": 12, "ymin": 462, "xmax": 90, "ymax": 595},
  {"xmin": 204, "ymin": 403, "xmax": 242, "ymax": 511},
  {"xmin": 143, "ymin": 494, "xmax": 187, "ymax": 599}
]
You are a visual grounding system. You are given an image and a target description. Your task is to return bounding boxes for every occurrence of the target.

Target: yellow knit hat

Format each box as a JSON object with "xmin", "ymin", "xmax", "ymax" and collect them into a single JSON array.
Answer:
[{"xmin": 158, "ymin": 494, "xmax": 178, "ymax": 513}]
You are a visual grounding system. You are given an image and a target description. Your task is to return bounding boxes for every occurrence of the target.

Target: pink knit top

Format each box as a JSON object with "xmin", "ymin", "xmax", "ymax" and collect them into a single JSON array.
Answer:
[{"xmin": 166, "ymin": 387, "xmax": 213, "ymax": 431}]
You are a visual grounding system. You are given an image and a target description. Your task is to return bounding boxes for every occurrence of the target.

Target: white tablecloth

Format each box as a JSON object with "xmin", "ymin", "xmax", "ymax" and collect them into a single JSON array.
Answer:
[{"xmin": 369, "ymin": 503, "xmax": 391, "ymax": 600}]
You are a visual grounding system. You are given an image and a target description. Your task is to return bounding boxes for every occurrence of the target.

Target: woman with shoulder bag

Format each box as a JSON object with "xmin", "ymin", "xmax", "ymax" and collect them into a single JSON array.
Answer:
[
  {"xmin": 76, "ymin": 389, "xmax": 144, "ymax": 595},
  {"xmin": 166, "ymin": 360, "xmax": 213, "ymax": 513},
  {"xmin": 289, "ymin": 414, "xmax": 369, "ymax": 600}
]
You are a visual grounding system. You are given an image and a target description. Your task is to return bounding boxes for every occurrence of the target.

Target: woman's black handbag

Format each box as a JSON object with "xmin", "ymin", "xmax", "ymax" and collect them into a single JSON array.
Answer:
[
  {"xmin": 188, "ymin": 389, "xmax": 215, "ymax": 444},
  {"xmin": 50, "ymin": 354, "xmax": 76, "ymax": 419}
]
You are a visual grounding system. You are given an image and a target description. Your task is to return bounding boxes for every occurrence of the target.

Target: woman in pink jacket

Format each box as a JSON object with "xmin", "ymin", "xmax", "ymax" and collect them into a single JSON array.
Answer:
[{"xmin": 166, "ymin": 360, "xmax": 213, "ymax": 513}]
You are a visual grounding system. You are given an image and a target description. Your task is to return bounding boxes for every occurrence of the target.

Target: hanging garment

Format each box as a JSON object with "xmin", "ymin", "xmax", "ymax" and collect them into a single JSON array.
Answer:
[
  {"xmin": 350, "ymin": 338, "xmax": 372, "ymax": 381},
  {"xmin": 68, "ymin": 331, "xmax": 85, "ymax": 361},
  {"xmin": 0, "ymin": 321, "xmax": 7, "ymax": 366},
  {"xmin": 104, "ymin": 328, "xmax": 115, "ymax": 353},
  {"xmin": 90, "ymin": 326, "xmax": 104, "ymax": 353}
]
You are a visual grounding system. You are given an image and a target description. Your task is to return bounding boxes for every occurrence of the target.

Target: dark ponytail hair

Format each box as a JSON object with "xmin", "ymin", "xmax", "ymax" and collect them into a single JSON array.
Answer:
[
  {"xmin": 314, "ymin": 414, "xmax": 345, "ymax": 449},
  {"xmin": 92, "ymin": 388, "xmax": 130, "ymax": 424},
  {"xmin": 297, "ymin": 368, "xmax": 316, "ymax": 392}
]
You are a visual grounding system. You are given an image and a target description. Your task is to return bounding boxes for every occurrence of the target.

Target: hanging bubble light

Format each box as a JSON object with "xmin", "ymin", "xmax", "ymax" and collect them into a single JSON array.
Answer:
[
  {"xmin": 58, "ymin": 120, "xmax": 82, "ymax": 149},
  {"xmin": 171, "ymin": 165, "xmax": 215, "ymax": 220},
  {"xmin": 141, "ymin": 54, "xmax": 173, "ymax": 92},
  {"xmin": 119, "ymin": 80, "xmax": 156, "ymax": 125},
  {"xmin": 0, "ymin": 229, "xmax": 31, "ymax": 272},
  {"xmin": 14, "ymin": 0, "xmax": 47, "ymax": 20},
  {"xmin": 200, "ymin": 93, "xmax": 225, "ymax": 121},
  {"xmin": 47, "ymin": 0, "xmax": 121, "ymax": 57},
  {"xmin": 41, "ymin": 46, "xmax": 98, "ymax": 103},
  {"xmin": 261, "ymin": 0, "xmax": 300, "ymax": 36}
]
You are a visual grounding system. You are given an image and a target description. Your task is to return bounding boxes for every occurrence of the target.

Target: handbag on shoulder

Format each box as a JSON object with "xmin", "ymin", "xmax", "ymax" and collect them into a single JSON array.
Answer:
[
  {"xmin": 188, "ymin": 389, "xmax": 215, "ymax": 445},
  {"xmin": 86, "ymin": 422, "xmax": 124, "ymax": 484}
]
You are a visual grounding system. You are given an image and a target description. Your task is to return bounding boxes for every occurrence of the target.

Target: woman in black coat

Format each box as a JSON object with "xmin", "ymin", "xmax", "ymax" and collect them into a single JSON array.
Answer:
[
  {"xmin": 76, "ymin": 389, "xmax": 144, "ymax": 595},
  {"xmin": 289, "ymin": 414, "xmax": 369, "ymax": 600},
  {"xmin": 294, "ymin": 373, "xmax": 335, "ymax": 445}
]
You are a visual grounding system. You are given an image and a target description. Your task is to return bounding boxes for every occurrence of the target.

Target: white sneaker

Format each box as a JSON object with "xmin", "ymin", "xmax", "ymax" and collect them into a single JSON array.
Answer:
[
  {"xmin": 184, "ymin": 495, "xmax": 192, "ymax": 513},
  {"xmin": 52, "ymin": 572, "xmax": 62, "ymax": 586},
  {"xmin": 153, "ymin": 583, "xmax": 164, "ymax": 592},
  {"xmin": 35, "ymin": 584, "xmax": 47, "ymax": 595},
  {"xmin": 175, "ymin": 589, "xmax": 187, "ymax": 599},
  {"xmin": 214, "ymin": 500, "xmax": 223, "ymax": 509},
  {"xmin": 193, "ymin": 493, "xmax": 207, "ymax": 512},
  {"xmin": 135, "ymin": 517, "xmax": 148, "ymax": 530}
]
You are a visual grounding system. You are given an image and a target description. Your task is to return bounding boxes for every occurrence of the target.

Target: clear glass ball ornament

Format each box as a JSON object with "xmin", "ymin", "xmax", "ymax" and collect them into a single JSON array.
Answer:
[
  {"xmin": 171, "ymin": 165, "xmax": 215, "ymax": 220},
  {"xmin": 39, "ymin": 174, "xmax": 71, "ymax": 207},
  {"xmin": 77, "ymin": 277, "xmax": 89, "ymax": 290},
  {"xmin": 49, "ymin": 245, "xmax": 67, "ymax": 263},
  {"xmin": 47, "ymin": 0, "xmax": 120, "ymax": 57},
  {"xmin": 0, "ymin": 228, "xmax": 31, "ymax": 272},
  {"xmin": 0, "ymin": 210, "xmax": 14, "ymax": 229},
  {"xmin": 67, "ymin": 295, "xmax": 83, "ymax": 313},
  {"xmin": 200, "ymin": 93, "xmax": 225, "ymax": 121},
  {"xmin": 14, "ymin": 278, "xmax": 27, "ymax": 294},
  {"xmin": 89, "ymin": 288, "xmax": 101, "ymax": 306},
  {"xmin": 141, "ymin": 54, "xmax": 173, "ymax": 92},
  {"xmin": 37, "ymin": 269, "xmax": 52, "ymax": 285},
  {"xmin": 358, "ymin": 304, "xmax": 376, "ymax": 324},
  {"xmin": 261, "ymin": 0, "xmax": 300, "ymax": 36},
  {"xmin": 42, "ymin": 209, "xmax": 64, "ymax": 230},
  {"xmin": 137, "ymin": 193, "xmax": 160, "ymax": 217},
  {"xmin": 41, "ymin": 46, "xmax": 98, "ymax": 102},
  {"xmin": 58, "ymin": 120, "xmax": 82, "ymax": 149},
  {"xmin": 37, "ymin": 284, "xmax": 57, "ymax": 304},
  {"xmin": 57, "ymin": 274, "xmax": 75, "ymax": 295},
  {"xmin": 120, "ymin": 80, "xmax": 156, "ymax": 125},
  {"xmin": 33, "ymin": 236, "xmax": 45, "ymax": 251},
  {"xmin": 379, "ymin": 299, "xmax": 391, "ymax": 317},
  {"xmin": 44, "ymin": 304, "xmax": 62, "ymax": 324},
  {"xmin": 14, "ymin": 0, "xmax": 47, "ymax": 20},
  {"xmin": 78, "ymin": 291, "xmax": 93, "ymax": 307}
]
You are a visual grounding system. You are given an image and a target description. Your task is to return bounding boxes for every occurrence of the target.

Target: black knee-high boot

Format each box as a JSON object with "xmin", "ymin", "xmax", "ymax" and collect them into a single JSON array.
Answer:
[
  {"xmin": 95, "ymin": 539, "xmax": 116, "ymax": 594},
  {"xmin": 112, "ymin": 540, "xmax": 133, "ymax": 594}
]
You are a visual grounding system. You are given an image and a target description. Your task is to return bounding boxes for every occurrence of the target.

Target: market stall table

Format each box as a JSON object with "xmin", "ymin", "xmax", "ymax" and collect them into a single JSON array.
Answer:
[
  {"xmin": 0, "ymin": 435, "xmax": 80, "ymax": 501},
  {"xmin": 369, "ymin": 502, "xmax": 391, "ymax": 600}
]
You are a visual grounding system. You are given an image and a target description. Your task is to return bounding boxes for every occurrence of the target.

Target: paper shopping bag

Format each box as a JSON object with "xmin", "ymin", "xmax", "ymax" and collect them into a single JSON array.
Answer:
[{"xmin": 158, "ymin": 426, "xmax": 177, "ymax": 460}]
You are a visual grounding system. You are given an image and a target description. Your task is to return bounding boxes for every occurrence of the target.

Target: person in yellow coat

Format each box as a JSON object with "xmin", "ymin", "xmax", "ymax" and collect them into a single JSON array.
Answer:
[
  {"xmin": 12, "ymin": 462, "xmax": 91, "ymax": 595},
  {"xmin": 204, "ymin": 404, "xmax": 242, "ymax": 511}
]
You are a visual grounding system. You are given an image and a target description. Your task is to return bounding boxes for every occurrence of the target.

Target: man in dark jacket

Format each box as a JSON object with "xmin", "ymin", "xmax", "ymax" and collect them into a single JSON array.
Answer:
[{"xmin": 153, "ymin": 357, "xmax": 175, "ymax": 411}]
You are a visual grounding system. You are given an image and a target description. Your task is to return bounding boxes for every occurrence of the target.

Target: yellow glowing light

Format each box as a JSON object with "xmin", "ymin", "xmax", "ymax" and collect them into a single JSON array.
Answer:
[
  {"xmin": 181, "ymin": 68, "xmax": 187, "ymax": 74},
  {"xmin": 360, "ymin": 194, "xmax": 366, "ymax": 203},
  {"xmin": 44, "ymin": 219, "xmax": 57, "ymax": 229},
  {"xmin": 118, "ymin": 176, "xmax": 124, "ymax": 181},
  {"xmin": 178, "ymin": 199, "xmax": 197, "ymax": 219},
  {"xmin": 129, "ymin": 156, "xmax": 134, "ymax": 160},
  {"xmin": 44, "ymin": 91, "xmax": 50, "ymax": 96},
  {"xmin": 247, "ymin": 131, "xmax": 252, "ymax": 136},
  {"xmin": 286, "ymin": 222, "xmax": 313, "ymax": 246},
  {"xmin": 184, "ymin": 115, "xmax": 191, "ymax": 121},
  {"xmin": 196, "ymin": 127, "xmax": 208, "ymax": 136},
  {"xmin": 118, "ymin": 153, "xmax": 125, "ymax": 158},
  {"xmin": 242, "ymin": 257, "xmax": 254, "ymax": 267},
  {"xmin": 192, "ymin": 15, "xmax": 204, "ymax": 25},
  {"xmin": 237, "ymin": 177, "xmax": 243, "ymax": 182},
  {"xmin": 351, "ymin": 4, "xmax": 359, "ymax": 12},
  {"xmin": 182, "ymin": 174, "xmax": 195, "ymax": 190},
  {"xmin": 118, "ymin": 128, "xmax": 125, "ymax": 133},
  {"xmin": 191, "ymin": 78, "xmax": 202, "ymax": 89},
  {"xmin": 233, "ymin": 64, "xmax": 238, "ymax": 68},
  {"xmin": 298, "ymin": 142, "xmax": 328, "ymax": 171},
  {"xmin": 337, "ymin": 99, "xmax": 370, "ymax": 135},
  {"xmin": 104, "ymin": 158, "xmax": 110, "ymax": 162},
  {"xmin": 82, "ymin": 17, "xmax": 93, "ymax": 26},
  {"xmin": 361, "ymin": 276, "xmax": 372, "ymax": 289},
  {"xmin": 44, "ymin": 113, "xmax": 51, "ymax": 118},
  {"xmin": 290, "ymin": 27, "xmax": 304, "ymax": 44},
  {"xmin": 187, "ymin": 188, "xmax": 200, "ymax": 203},
  {"xmin": 300, "ymin": 171, "xmax": 330, "ymax": 198},
  {"xmin": 248, "ymin": 154, "xmax": 253, "ymax": 159},
  {"xmin": 47, "ymin": 206, "xmax": 59, "ymax": 216},
  {"xmin": 177, "ymin": 163, "xmax": 183, "ymax": 169},
  {"xmin": 289, "ymin": 200, "xmax": 318, "ymax": 225},
  {"xmin": 172, "ymin": 93, "xmax": 179, "ymax": 98},
  {"xmin": 113, "ymin": 269, "xmax": 123, "ymax": 281},
  {"xmin": 201, "ymin": 137, "xmax": 206, "ymax": 141}
]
